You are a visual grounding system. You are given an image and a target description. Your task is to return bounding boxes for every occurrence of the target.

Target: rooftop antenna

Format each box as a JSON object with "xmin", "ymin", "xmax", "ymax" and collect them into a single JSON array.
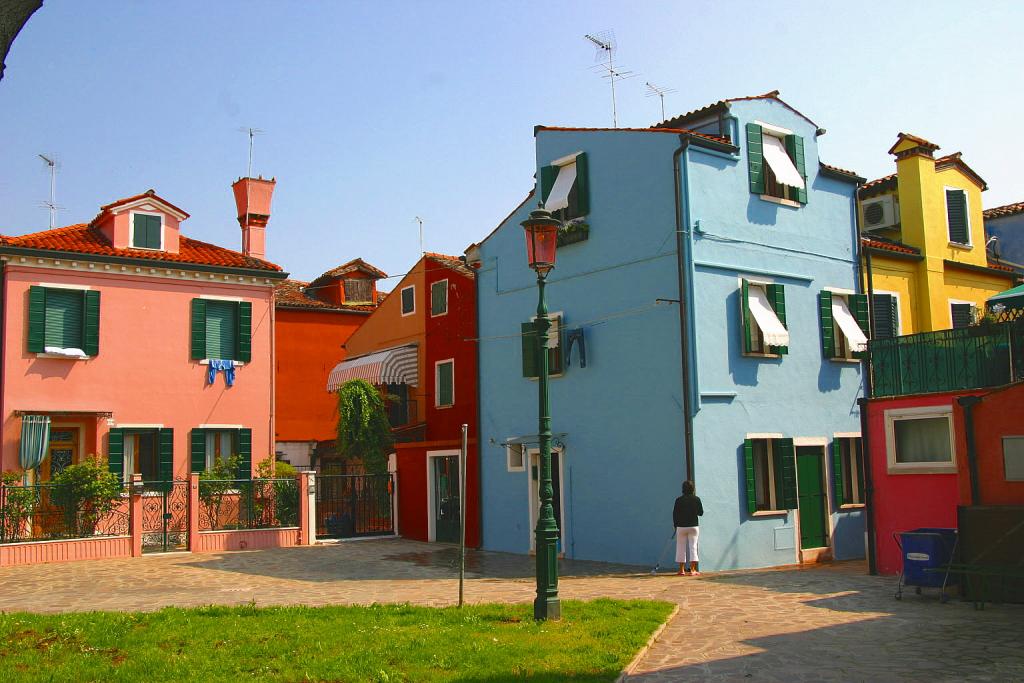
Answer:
[
  {"xmin": 414, "ymin": 216, "xmax": 424, "ymax": 255},
  {"xmin": 645, "ymin": 82, "xmax": 677, "ymax": 122},
  {"xmin": 237, "ymin": 127, "xmax": 265, "ymax": 179},
  {"xmin": 585, "ymin": 30, "xmax": 636, "ymax": 128},
  {"xmin": 38, "ymin": 154, "xmax": 61, "ymax": 229}
]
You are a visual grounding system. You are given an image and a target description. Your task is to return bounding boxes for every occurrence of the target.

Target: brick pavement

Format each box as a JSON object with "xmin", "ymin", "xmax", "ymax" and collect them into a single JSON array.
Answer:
[{"xmin": 0, "ymin": 538, "xmax": 1020, "ymax": 682}]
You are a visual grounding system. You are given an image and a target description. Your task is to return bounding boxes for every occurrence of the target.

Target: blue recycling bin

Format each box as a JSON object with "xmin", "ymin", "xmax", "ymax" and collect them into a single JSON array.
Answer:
[{"xmin": 895, "ymin": 528, "xmax": 958, "ymax": 601}]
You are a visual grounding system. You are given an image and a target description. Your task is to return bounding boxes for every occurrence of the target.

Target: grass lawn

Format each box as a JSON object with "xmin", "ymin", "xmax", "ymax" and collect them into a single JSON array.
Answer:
[{"xmin": 0, "ymin": 598, "xmax": 673, "ymax": 682}]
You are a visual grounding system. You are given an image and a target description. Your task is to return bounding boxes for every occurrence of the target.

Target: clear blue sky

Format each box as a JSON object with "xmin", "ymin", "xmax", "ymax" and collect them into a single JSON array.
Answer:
[{"xmin": 1, "ymin": 1, "xmax": 1022, "ymax": 282}]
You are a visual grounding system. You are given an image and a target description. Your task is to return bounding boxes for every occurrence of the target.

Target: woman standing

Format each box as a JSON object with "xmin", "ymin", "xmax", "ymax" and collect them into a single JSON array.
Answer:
[{"xmin": 673, "ymin": 480, "xmax": 704, "ymax": 575}]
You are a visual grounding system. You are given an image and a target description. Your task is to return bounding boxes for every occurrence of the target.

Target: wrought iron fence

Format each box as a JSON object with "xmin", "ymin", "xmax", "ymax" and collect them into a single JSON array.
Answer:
[
  {"xmin": 316, "ymin": 473, "xmax": 394, "ymax": 538},
  {"xmin": 0, "ymin": 482, "xmax": 130, "ymax": 544},
  {"xmin": 197, "ymin": 478, "xmax": 300, "ymax": 531},
  {"xmin": 870, "ymin": 319, "xmax": 1024, "ymax": 397},
  {"xmin": 140, "ymin": 480, "xmax": 189, "ymax": 553}
]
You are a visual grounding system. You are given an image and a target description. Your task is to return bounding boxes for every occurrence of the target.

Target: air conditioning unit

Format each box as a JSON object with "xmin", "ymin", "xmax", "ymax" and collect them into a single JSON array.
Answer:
[{"xmin": 862, "ymin": 195, "xmax": 899, "ymax": 231}]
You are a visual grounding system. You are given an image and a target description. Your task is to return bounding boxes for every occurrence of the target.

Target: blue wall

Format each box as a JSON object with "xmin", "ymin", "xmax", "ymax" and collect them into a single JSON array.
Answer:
[
  {"xmin": 985, "ymin": 212, "xmax": 1024, "ymax": 272},
  {"xmin": 476, "ymin": 98, "xmax": 866, "ymax": 570}
]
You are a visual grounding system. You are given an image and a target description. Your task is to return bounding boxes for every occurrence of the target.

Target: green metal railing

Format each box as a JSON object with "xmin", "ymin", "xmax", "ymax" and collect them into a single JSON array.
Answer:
[
  {"xmin": 197, "ymin": 478, "xmax": 299, "ymax": 531},
  {"xmin": 870, "ymin": 319, "xmax": 1024, "ymax": 397},
  {"xmin": 0, "ymin": 482, "xmax": 130, "ymax": 544}
]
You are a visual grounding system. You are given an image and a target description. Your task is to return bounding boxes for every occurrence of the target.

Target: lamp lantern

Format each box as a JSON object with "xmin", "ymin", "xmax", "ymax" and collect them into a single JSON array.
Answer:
[{"xmin": 521, "ymin": 207, "xmax": 561, "ymax": 275}]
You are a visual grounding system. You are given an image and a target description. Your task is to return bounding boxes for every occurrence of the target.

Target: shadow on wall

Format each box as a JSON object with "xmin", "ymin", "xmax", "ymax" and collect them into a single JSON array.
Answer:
[{"xmin": 25, "ymin": 358, "xmax": 76, "ymax": 380}]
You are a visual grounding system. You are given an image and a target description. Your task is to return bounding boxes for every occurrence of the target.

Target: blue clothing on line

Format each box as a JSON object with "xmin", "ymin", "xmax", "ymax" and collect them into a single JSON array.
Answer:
[{"xmin": 207, "ymin": 359, "xmax": 236, "ymax": 386}]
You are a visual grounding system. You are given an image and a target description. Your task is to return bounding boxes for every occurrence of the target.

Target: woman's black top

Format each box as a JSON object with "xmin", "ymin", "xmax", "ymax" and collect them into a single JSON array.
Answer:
[{"xmin": 673, "ymin": 494, "xmax": 704, "ymax": 528}]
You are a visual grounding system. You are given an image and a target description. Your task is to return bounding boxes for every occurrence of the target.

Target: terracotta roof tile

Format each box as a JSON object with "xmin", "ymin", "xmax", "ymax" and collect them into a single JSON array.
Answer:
[
  {"xmin": 986, "ymin": 260, "xmax": 1016, "ymax": 273},
  {"xmin": 861, "ymin": 236, "xmax": 920, "ymax": 255},
  {"xmin": 309, "ymin": 258, "xmax": 387, "ymax": 287},
  {"xmin": 934, "ymin": 152, "xmax": 987, "ymax": 190},
  {"xmin": 859, "ymin": 173, "xmax": 898, "ymax": 199},
  {"xmin": 274, "ymin": 279, "xmax": 375, "ymax": 312},
  {"xmin": 819, "ymin": 162, "xmax": 865, "ymax": 182},
  {"xmin": 424, "ymin": 252, "xmax": 474, "ymax": 277},
  {"xmin": 887, "ymin": 133, "xmax": 940, "ymax": 155},
  {"xmin": 98, "ymin": 189, "xmax": 190, "ymax": 218},
  {"xmin": 654, "ymin": 90, "xmax": 822, "ymax": 132},
  {"xmin": 536, "ymin": 126, "xmax": 731, "ymax": 146},
  {"xmin": 0, "ymin": 223, "xmax": 283, "ymax": 272},
  {"xmin": 984, "ymin": 202, "xmax": 1024, "ymax": 220}
]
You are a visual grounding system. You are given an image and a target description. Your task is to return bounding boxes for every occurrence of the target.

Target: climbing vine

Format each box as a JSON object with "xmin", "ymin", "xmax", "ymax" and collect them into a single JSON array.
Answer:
[{"xmin": 336, "ymin": 379, "xmax": 393, "ymax": 474}]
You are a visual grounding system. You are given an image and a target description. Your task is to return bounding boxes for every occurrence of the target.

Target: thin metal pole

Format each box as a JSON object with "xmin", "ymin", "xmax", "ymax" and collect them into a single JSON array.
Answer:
[
  {"xmin": 459, "ymin": 423, "xmax": 468, "ymax": 607},
  {"xmin": 609, "ymin": 51, "xmax": 617, "ymax": 128}
]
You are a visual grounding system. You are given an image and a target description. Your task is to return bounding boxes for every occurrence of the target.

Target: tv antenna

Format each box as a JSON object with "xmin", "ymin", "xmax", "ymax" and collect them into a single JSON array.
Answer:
[
  {"xmin": 237, "ymin": 127, "xmax": 265, "ymax": 178},
  {"xmin": 414, "ymin": 216, "xmax": 424, "ymax": 254},
  {"xmin": 584, "ymin": 30, "xmax": 636, "ymax": 128},
  {"xmin": 38, "ymin": 154, "xmax": 62, "ymax": 229},
  {"xmin": 645, "ymin": 82, "xmax": 677, "ymax": 122}
]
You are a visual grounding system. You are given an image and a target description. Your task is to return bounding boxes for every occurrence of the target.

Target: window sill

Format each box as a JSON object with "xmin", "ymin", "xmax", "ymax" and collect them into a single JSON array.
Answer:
[
  {"xmin": 743, "ymin": 352, "xmax": 782, "ymax": 359},
  {"xmin": 840, "ymin": 503, "xmax": 866, "ymax": 510},
  {"xmin": 947, "ymin": 241, "xmax": 972, "ymax": 251},
  {"xmin": 887, "ymin": 463, "xmax": 957, "ymax": 475},
  {"xmin": 129, "ymin": 245, "xmax": 164, "ymax": 252},
  {"xmin": 751, "ymin": 510, "xmax": 788, "ymax": 517},
  {"xmin": 829, "ymin": 357, "xmax": 862, "ymax": 364},
  {"xmin": 198, "ymin": 359, "xmax": 246, "ymax": 367},
  {"xmin": 37, "ymin": 352, "xmax": 91, "ymax": 360},
  {"xmin": 434, "ymin": 404, "xmax": 455, "ymax": 410},
  {"xmin": 759, "ymin": 194, "xmax": 801, "ymax": 209}
]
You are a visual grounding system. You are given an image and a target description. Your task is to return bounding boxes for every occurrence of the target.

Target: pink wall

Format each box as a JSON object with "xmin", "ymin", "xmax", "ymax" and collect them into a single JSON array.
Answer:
[
  {"xmin": 0, "ymin": 536, "xmax": 131, "ymax": 567},
  {"xmin": 867, "ymin": 391, "xmax": 982, "ymax": 575},
  {"xmin": 1, "ymin": 264, "xmax": 275, "ymax": 478},
  {"xmin": 97, "ymin": 206, "xmax": 182, "ymax": 253}
]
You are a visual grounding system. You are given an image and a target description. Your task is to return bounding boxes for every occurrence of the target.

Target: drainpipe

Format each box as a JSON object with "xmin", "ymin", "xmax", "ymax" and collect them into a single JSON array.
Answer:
[
  {"xmin": 855, "ymin": 194, "xmax": 879, "ymax": 575},
  {"xmin": 672, "ymin": 137, "xmax": 696, "ymax": 481},
  {"xmin": 957, "ymin": 395, "xmax": 983, "ymax": 506}
]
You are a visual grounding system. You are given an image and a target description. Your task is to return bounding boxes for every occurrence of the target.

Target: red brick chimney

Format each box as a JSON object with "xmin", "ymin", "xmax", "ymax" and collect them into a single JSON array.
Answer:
[{"xmin": 231, "ymin": 176, "xmax": 276, "ymax": 260}]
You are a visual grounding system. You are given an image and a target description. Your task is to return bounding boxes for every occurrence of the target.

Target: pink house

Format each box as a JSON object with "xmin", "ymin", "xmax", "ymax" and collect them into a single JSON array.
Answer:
[{"xmin": 0, "ymin": 179, "xmax": 286, "ymax": 485}]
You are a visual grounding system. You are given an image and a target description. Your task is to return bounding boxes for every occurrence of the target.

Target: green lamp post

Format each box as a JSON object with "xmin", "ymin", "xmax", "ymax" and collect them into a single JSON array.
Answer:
[{"xmin": 521, "ymin": 206, "xmax": 562, "ymax": 621}]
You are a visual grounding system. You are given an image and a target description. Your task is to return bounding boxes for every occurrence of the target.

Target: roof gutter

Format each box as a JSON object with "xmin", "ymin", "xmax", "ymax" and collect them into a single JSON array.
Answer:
[{"xmin": 0, "ymin": 246, "xmax": 290, "ymax": 280}]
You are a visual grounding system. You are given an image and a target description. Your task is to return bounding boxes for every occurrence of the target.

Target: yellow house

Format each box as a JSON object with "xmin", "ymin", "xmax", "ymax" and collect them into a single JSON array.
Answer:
[{"xmin": 858, "ymin": 133, "xmax": 1016, "ymax": 336}]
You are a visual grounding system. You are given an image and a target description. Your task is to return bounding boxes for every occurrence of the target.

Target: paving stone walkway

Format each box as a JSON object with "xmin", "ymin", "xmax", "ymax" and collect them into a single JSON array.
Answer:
[{"xmin": 0, "ymin": 538, "xmax": 1020, "ymax": 682}]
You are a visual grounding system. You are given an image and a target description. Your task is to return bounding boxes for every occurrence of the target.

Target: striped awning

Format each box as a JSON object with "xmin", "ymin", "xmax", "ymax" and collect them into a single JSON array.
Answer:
[{"xmin": 327, "ymin": 344, "xmax": 419, "ymax": 392}]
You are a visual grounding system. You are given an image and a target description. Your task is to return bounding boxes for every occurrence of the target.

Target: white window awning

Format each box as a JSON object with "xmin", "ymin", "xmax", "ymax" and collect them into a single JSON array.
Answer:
[
  {"xmin": 544, "ymin": 161, "xmax": 577, "ymax": 211},
  {"xmin": 762, "ymin": 135, "xmax": 805, "ymax": 189},
  {"xmin": 832, "ymin": 296, "xmax": 868, "ymax": 353},
  {"xmin": 748, "ymin": 286, "xmax": 790, "ymax": 347},
  {"xmin": 326, "ymin": 344, "xmax": 419, "ymax": 392}
]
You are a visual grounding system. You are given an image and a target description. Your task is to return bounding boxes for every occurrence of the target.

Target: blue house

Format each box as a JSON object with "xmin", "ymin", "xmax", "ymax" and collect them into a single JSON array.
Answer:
[
  {"xmin": 984, "ymin": 202, "xmax": 1024, "ymax": 274},
  {"xmin": 469, "ymin": 91, "xmax": 869, "ymax": 570}
]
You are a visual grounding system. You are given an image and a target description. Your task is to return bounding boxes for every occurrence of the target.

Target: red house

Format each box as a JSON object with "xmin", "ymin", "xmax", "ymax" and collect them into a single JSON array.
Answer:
[{"xmin": 327, "ymin": 253, "xmax": 479, "ymax": 546}]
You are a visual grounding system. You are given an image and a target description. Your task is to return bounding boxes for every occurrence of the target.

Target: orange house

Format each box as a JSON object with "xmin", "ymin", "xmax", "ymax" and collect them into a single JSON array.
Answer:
[
  {"xmin": 953, "ymin": 381, "xmax": 1024, "ymax": 506},
  {"xmin": 274, "ymin": 259, "xmax": 385, "ymax": 469}
]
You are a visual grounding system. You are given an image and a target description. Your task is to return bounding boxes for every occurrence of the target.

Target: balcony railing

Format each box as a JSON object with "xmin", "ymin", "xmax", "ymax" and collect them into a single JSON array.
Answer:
[{"xmin": 870, "ymin": 319, "xmax": 1024, "ymax": 397}]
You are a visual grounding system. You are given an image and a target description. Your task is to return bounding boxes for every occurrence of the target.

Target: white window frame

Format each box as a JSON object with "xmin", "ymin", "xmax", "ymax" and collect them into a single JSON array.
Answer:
[
  {"xmin": 754, "ymin": 121, "xmax": 802, "ymax": 207},
  {"xmin": 746, "ymin": 433, "xmax": 787, "ymax": 516},
  {"xmin": 430, "ymin": 279, "xmax": 448, "ymax": 317},
  {"xmin": 740, "ymin": 278, "xmax": 785, "ymax": 358},
  {"xmin": 505, "ymin": 441, "xmax": 526, "ymax": 472},
  {"xmin": 205, "ymin": 430, "xmax": 236, "ymax": 471},
  {"xmin": 949, "ymin": 299, "xmax": 977, "ymax": 329},
  {"xmin": 400, "ymin": 285, "xmax": 416, "ymax": 317},
  {"xmin": 944, "ymin": 186, "xmax": 972, "ymax": 247},
  {"xmin": 129, "ymin": 210, "xmax": 165, "ymax": 251},
  {"xmin": 434, "ymin": 358, "xmax": 455, "ymax": 408},
  {"xmin": 1002, "ymin": 436, "xmax": 1024, "ymax": 482},
  {"xmin": 884, "ymin": 405, "xmax": 957, "ymax": 474}
]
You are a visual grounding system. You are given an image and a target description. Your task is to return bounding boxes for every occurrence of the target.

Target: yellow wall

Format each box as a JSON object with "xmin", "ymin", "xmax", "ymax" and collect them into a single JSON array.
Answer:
[{"xmin": 861, "ymin": 137, "xmax": 1015, "ymax": 332}]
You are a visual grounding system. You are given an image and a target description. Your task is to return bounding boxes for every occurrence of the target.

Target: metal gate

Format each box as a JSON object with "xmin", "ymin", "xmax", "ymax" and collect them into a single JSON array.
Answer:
[
  {"xmin": 141, "ymin": 480, "xmax": 190, "ymax": 553},
  {"xmin": 316, "ymin": 474, "xmax": 394, "ymax": 538}
]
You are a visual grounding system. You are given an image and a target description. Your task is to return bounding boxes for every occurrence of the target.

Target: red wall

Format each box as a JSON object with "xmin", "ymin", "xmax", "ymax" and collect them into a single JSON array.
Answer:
[
  {"xmin": 274, "ymin": 308, "xmax": 367, "ymax": 442},
  {"xmin": 867, "ymin": 391, "xmax": 977, "ymax": 575},
  {"xmin": 395, "ymin": 441, "xmax": 480, "ymax": 547},
  {"xmin": 954, "ymin": 383, "xmax": 1024, "ymax": 506}
]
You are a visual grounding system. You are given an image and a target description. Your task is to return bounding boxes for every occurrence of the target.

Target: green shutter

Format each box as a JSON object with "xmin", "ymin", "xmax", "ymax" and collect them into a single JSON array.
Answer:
[
  {"xmin": 190, "ymin": 298, "xmax": 207, "ymax": 360},
  {"xmin": 854, "ymin": 439, "xmax": 865, "ymax": 503},
  {"xmin": 190, "ymin": 429, "xmax": 206, "ymax": 474},
  {"xmin": 237, "ymin": 301, "xmax": 252, "ymax": 362},
  {"xmin": 766, "ymin": 283, "xmax": 788, "ymax": 355},
  {"xmin": 133, "ymin": 214, "xmax": 160, "ymax": 249},
  {"xmin": 741, "ymin": 279, "xmax": 753, "ymax": 354},
  {"xmin": 108, "ymin": 428, "xmax": 124, "ymax": 480},
  {"xmin": 43, "ymin": 288, "xmax": 84, "ymax": 349},
  {"xmin": 540, "ymin": 165, "xmax": 557, "ymax": 206},
  {"xmin": 850, "ymin": 294, "xmax": 870, "ymax": 359},
  {"xmin": 83, "ymin": 290, "xmax": 100, "ymax": 357},
  {"xmin": 521, "ymin": 321, "xmax": 538, "ymax": 378},
  {"xmin": 746, "ymin": 123, "xmax": 765, "ymax": 195},
  {"xmin": 832, "ymin": 439, "xmax": 845, "ymax": 507},
  {"xmin": 236, "ymin": 428, "xmax": 252, "ymax": 479},
  {"xmin": 784, "ymin": 135, "xmax": 808, "ymax": 204},
  {"xmin": 819, "ymin": 291, "xmax": 835, "ymax": 358},
  {"xmin": 27, "ymin": 285, "xmax": 46, "ymax": 353},
  {"xmin": 743, "ymin": 439, "xmax": 757, "ymax": 516},
  {"xmin": 438, "ymin": 361, "xmax": 454, "ymax": 406},
  {"xmin": 401, "ymin": 287, "xmax": 415, "ymax": 314},
  {"xmin": 431, "ymin": 281, "xmax": 447, "ymax": 316},
  {"xmin": 573, "ymin": 152, "xmax": 590, "ymax": 217},
  {"xmin": 547, "ymin": 315, "xmax": 564, "ymax": 375},
  {"xmin": 158, "ymin": 428, "xmax": 174, "ymax": 485},
  {"xmin": 773, "ymin": 438, "xmax": 797, "ymax": 509},
  {"xmin": 205, "ymin": 300, "xmax": 238, "ymax": 360},
  {"xmin": 946, "ymin": 189, "xmax": 969, "ymax": 244}
]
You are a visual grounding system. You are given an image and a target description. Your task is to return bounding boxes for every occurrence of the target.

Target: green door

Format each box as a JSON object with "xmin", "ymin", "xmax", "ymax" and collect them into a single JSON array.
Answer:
[
  {"xmin": 796, "ymin": 446, "xmax": 829, "ymax": 550},
  {"xmin": 432, "ymin": 456, "xmax": 460, "ymax": 543}
]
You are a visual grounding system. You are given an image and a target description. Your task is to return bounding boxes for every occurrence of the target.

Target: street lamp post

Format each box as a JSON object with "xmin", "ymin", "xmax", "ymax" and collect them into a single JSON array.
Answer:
[{"xmin": 521, "ymin": 207, "xmax": 561, "ymax": 621}]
